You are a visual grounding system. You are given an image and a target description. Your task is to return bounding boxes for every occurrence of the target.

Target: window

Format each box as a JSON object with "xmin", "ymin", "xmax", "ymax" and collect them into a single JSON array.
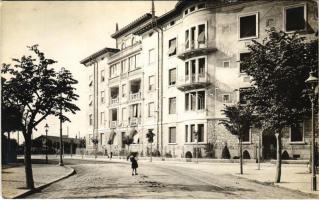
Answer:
[
  {"xmin": 185, "ymin": 62, "xmax": 189, "ymax": 76},
  {"xmin": 239, "ymin": 52, "xmax": 251, "ymax": 73},
  {"xmin": 121, "ymin": 42, "xmax": 125, "ymax": 50},
  {"xmin": 136, "ymin": 54, "xmax": 141, "ymax": 68},
  {"xmin": 129, "ymin": 56, "xmax": 136, "ymax": 71},
  {"xmin": 131, "ymin": 104, "xmax": 140, "ymax": 118},
  {"xmin": 148, "ymin": 102, "xmax": 155, "ymax": 117},
  {"xmin": 111, "ymin": 109, "xmax": 117, "ymax": 121},
  {"xmin": 190, "ymin": 27, "xmax": 196, "ymax": 48},
  {"xmin": 198, "ymin": 3, "xmax": 205, "ymax": 9},
  {"xmin": 239, "ymin": 13, "xmax": 258, "ymax": 39},
  {"xmin": 239, "ymin": 88, "xmax": 251, "ymax": 105},
  {"xmin": 190, "ymin": 92, "xmax": 196, "ymax": 111},
  {"xmin": 169, "ymin": 97, "xmax": 176, "ymax": 114},
  {"xmin": 190, "ymin": 124, "xmax": 195, "ymax": 142},
  {"xmin": 168, "ymin": 38, "xmax": 177, "ymax": 56},
  {"xmin": 89, "ymin": 75, "xmax": 93, "ymax": 87},
  {"xmin": 169, "ymin": 127, "xmax": 176, "ymax": 143},
  {"xmin": 290, "ymin": 122, "xmax": 304, "ymax": 142},
  {"xmin": 121, "ymin": 59, "xmax": 128, "ymax": 73},
  {"xmin": 198, "ymin": 58, "xmax": 205, "ymax": 76},
  {"xmin": 100, "ymin": 70, "xmax": 105, "ymax": 82},
  {"xmin": 185, "ymin": 91, "xmax": 206, "ymax": 111},
  {"xmin": 190, "ymin": 6, "xmax": 195, "ymax": 12},
  {"xmin": 89, "ymin": 114, "xmax": 93, "ymax": 126},
  {"xmin": 149, "ymin": 49, "xmax": 155, "ymax": 64},
  {"xmin": 242, "ymin": 127, "xmax": 251, "ymax": 143},
  {"xmin": 169, "ymin": 68, "xmax": 176, "ymax": 86},
  {"xmin": 197, "ymin": 91, "xmax": 205, "ymax": 110},
  {"xmin": 185, "ymin": 30, "xmax": 189, "ymax": 49},
  {"xmin": 223, "ymin": 61, "xmax": 230, "ymax": 68},
  {"xmin": 101, "ymin": 91, "xmax": 105, "ymax": 103},
  {"xmin": 149, "ymin": 76, "xmax": 155, "ymax": 91},
  {"xmin": 285, "ymin": 5, "xmax": 306, "ymax": 32},
  {"xmin": 110, "ymin": 64, "xmax": 118, "ymax": 77},
  {"xmin": 223, "ymin": 94, "xmax": 230, "ymax": 103},
  {"xmin": 100, "ymin": 112, "xmax": 105, "ymax": 125},
  {"xmin": 197, "ymin": 124, "xmax": 204, "ymax": 142},
  {"xmin": 170, "ymin": 21, "xmax": 175, "ymax": 26},
  {"xmin": 122, "ymin": 108, "xmax": 127, "ymax": 122},
  {"xmin": 89, "ymin": 95, "xmax": 92, "ymax": 106},
  {"xmin": 184, "ymin": 9, "xmax": 188, "ymax": 15},
  {"xmin": 122, "ymin": 84, "xmax": 126, "ymax": 97},
  {"xmin": 121, "ymin": 132, "xmax": 126, "ymax": 148},
  {"xmin": 198, "ymin": 24, "xmax": 206, "ymax": 44},
  {"xmin": 185, "ymin": 125, "xmax": 189, "ymax": 142}
]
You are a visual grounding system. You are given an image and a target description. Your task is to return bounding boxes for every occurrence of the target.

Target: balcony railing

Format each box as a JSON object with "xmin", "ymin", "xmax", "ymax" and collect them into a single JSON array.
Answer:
[
  {"xmin": 110, "ymin": 97, "xmax": 119, "ymax": 105},
  {"xmin": 177, "ymin": 41, "xmax": 217, "ymax": 60},
  {"xmin": 177, "ymin": 73, "xmax": 211, "ymax": 91},
  {"xmin": 110, "ymin": 121, "xmax": 117, "ymax": 129},
  {"xmin": 129, "ymin": 117, "xmax": 141, "ymax": 127},
  {"xmin": 129, "ymin": 91, "xmax": 142, "ymax": 101}
]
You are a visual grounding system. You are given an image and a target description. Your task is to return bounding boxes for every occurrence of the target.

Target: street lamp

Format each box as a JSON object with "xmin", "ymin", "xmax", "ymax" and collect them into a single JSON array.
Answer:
[
  {"xmin": 44, "ymin": 123, "xmax": 49, "ymax": 164},
  {"xmin": 305, "ymin": 71, "xmax": 318, "ymax": 191},
  {"xmin": 59, "ymin": 67, "xmax": 65, "ymax": 166}
]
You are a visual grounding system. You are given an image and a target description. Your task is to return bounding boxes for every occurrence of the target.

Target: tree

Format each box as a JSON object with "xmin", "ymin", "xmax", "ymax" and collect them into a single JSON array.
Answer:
[
  {"xmin": 220, "ymin": 104, "xmax": 254, "ymax": 174},
  {"xmin": 146, "ymin": 129, "xmax": 155, "ymax": 161},
  {"xmin": 241, "ymin": 28, "xmax": 318, "ymax": 182},
  {"xmin": 1, "ymin": 45, "xmax": 80, "ymax": 189}
]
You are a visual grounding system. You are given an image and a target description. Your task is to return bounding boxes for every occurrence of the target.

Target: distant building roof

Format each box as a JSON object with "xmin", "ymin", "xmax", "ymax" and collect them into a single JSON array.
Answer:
[
  {"xmin": 80, "ymin": 47, "xmax": 119, "ymax": 66},
  {"xmin": 33, "ymin": 135, "xmax": 82, "ymax": 144}
]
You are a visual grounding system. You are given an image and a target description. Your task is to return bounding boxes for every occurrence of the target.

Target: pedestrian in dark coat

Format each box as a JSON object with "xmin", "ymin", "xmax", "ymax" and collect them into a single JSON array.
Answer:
[{"xmin": 129, "ymin": 155, "xmax": 138, "ymax": 175}]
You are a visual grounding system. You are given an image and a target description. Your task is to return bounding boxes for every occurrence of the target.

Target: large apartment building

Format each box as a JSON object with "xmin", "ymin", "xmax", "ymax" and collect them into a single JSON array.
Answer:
[{"xmin": 81, "ymin": 0, "xmax": 318, "ymax": 160}]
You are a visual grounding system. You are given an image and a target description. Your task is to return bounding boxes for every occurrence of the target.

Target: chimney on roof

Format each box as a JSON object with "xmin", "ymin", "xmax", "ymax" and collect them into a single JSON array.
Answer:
[
  {"xmin": 115, "ymin": 22, "xmax": 119, "ymax": 32},
  {"xmin": 151, "ymin": 0, "xmax": 156, "ymax": 27}
]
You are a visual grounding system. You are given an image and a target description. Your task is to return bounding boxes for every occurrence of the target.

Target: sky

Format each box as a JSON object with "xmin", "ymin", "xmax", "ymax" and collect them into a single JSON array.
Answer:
[{"xmin": 1, "ymin": 1, "xmax": 177, "ymax": 143}]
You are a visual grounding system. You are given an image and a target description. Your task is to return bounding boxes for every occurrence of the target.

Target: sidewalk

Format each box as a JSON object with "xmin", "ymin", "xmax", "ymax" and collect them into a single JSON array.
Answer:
[
  {"xmin": 2, "ymin": 164, "xmax": 74, "ymax": 199},
  {"xmin": 66, "ymin": 154, "xmax": 319, "ymax": 196}
]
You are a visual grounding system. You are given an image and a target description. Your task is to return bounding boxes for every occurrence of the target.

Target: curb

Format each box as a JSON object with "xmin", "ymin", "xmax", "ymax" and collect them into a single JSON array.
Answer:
[
  {"xmin": 231, "ymin": 173, "xmax": 319, "ymax": 197},
  {"xmin": 12, "ymin": 166, "xmax": 76, "ymax": 199}
]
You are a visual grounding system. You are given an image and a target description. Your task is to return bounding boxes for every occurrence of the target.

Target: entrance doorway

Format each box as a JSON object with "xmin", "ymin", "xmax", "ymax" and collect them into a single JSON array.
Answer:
[{"xmin": 262, "ymin": 130, "xmax": 276, "ymax": 160}]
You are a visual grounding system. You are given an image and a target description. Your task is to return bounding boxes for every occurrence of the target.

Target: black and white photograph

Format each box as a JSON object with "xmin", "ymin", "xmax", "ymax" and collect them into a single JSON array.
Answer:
[{"xmin": 1, "ymin": 0, "xmax": 319, "ymax": 199}]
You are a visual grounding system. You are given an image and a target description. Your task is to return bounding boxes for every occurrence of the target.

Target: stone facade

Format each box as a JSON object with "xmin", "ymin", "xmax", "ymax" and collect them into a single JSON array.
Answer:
[{"xmin": 81, "ymin": 0, "xmax": 318, "ymax": 160}]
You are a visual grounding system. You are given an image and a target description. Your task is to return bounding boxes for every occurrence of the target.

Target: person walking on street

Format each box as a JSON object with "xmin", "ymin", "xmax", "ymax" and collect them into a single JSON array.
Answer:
[{"xmin": 129, "ymin": 154, "xmax": 138, "ymax": 176}]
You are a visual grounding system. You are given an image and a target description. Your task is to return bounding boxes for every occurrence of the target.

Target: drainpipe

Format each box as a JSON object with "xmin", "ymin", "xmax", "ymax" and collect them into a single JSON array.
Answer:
[{"xmin": 153, "ymin": 26, "xmax": 163, "ymax": 158}]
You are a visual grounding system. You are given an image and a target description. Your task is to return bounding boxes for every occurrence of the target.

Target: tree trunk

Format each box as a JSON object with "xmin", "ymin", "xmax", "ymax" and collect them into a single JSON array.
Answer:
[
  {"xmin": 275, "ymin": 130, "xmax": 282, "ymax": 183},
  {"xmin": 239, "ymin": 137, "xmax": 243, "ymax": 175},
  {"xmin": 24, "ymin": 132, "xmax": 35, "ymax": 189}
]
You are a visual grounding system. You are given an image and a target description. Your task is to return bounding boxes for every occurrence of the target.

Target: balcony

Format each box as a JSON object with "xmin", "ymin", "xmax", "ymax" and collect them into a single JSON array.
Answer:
[
  {"xmin": 129, "ymin": 91, "xmax": 142, "ymax": 101},
  {"xmin": 129, "ymin": 117, "xmax": 141, "ymax": 127},
  {"xmin": 177, "ymin": 73, "xmax": 211, "ymax": 91},
  {"xmin": 108, "ymin": 42, "xmax": 142, "ymax": 65},
  {"xmin": 110, "ymin": 97, "xmax": 119, "ymax": 105},
  {"xmin": 177, "ymin": 41, "xmax": 217, "ymax": 60},
  {"xmin": 110, "ymin": 121, "xmax": 117, "ymax": 129}
]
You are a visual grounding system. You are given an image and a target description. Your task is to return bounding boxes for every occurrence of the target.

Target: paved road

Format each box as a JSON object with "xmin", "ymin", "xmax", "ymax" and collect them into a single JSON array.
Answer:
[{"xmin": 27, "ymin": 159, "xmax": 317, "ymax": 199}]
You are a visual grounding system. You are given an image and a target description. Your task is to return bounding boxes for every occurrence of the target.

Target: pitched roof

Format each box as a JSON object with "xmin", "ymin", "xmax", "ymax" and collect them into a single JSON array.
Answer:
[
  {"xmin": 111, "ymin": 13, "xmax": 153, "ymax": 39},
  {"xmin": 80, "ymin": 47, "xmax": 119, "ymax": 65}
]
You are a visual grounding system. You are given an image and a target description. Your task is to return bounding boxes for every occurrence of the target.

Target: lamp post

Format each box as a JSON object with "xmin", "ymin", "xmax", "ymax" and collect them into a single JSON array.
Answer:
[
  {"xmin": 59, "ymin": 67, "xmax": 65, "ymax": 166},
  {"xmin": 44, "ymin": 123, "xmax": 49, "ymax": 164},
  {"xmin": 305, "ymin": 71, "xmax": 318, "ymax": 191}
]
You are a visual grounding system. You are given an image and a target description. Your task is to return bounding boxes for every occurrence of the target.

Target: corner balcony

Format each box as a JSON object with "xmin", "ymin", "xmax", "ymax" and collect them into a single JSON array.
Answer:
[
  {"xmin": 129, "ymin": 91, "xmax": 142, "ymax": 102},
  {"xmin": 177, "ymin": 73, "xmax": 211, "ymax": 91},
  {"xmin": 129, "ymin": 117, "xmax": 141, "ymax": 127},
  {"xmin": 177, "ymin": 41, "xmax": 217, "ymax": 60}
]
